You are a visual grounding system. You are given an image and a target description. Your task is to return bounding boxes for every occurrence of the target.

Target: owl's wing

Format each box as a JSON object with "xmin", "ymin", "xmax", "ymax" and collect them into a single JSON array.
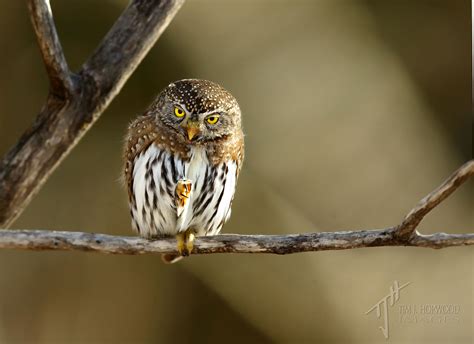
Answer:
[
  {"xmin": 123, "ymin": 115, "xmax": 159, "ymax": 202},
  {"xmin": 235, "ymin": 144, "xmax": 244, "ymax": 179},
  {"xmin": 224, "ymin": 134, "xmax": 244, "ymax": 226},
  {"xmin": 233, "ymin": 132, "xmax": 245, "ymax": 179}
]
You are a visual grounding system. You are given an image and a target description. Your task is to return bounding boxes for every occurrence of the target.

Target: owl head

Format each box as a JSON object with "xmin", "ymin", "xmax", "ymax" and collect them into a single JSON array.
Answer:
[{"xmin": 151, "ymin": 79, "xmax": 241, "ymax": 143}]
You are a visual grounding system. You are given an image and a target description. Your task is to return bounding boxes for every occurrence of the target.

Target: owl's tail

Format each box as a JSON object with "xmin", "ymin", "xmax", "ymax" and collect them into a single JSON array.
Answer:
[{"xmin": 161, "ymin": 253, "xmax": 184, "ymax": 264}]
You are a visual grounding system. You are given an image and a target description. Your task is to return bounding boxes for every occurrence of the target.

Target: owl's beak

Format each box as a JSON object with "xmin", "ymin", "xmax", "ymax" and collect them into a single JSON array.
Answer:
[{"xmin": 183, "ymin": 121, "xmax": 200, "ymax": 141}]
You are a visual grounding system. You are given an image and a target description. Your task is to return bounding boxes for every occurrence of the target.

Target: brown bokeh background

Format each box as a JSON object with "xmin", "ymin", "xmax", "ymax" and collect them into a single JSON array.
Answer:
[{"xmin": 0, "ymin": 1, "xmax": 472, "ymax": 343}]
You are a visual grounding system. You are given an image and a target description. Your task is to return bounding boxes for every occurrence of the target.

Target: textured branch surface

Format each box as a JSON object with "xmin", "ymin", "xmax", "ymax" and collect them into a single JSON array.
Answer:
[
  {"xmin": 27, "ymin": 0, "xmax": 73, "ymax": 96},
  {"xmin": 0, "ymin": 0, "xmax": 185, "ymax": 228},
  {"xmin": 0, "ymin": 161, "xmax": 472, "ymax": 255}
]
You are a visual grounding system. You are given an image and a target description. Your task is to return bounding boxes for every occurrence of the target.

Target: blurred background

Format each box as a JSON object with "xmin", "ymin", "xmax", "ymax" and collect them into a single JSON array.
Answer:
[{"xmin": 0, "ymin": 0, "xmax": 472, "ymax": 343}]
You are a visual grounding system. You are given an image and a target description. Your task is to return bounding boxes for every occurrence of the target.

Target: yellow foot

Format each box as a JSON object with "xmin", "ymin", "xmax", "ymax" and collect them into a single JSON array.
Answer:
[
  {"xmin": 175, "ymin": 229, "xmax": 195, "ymax": 257},
  {"xmin": 186, "ymin": 231, "xmax": 195, "ymax": 255},
  {"xmin": 176, "ymin": 232, "xmax": 186, "ymax": 256},
  {"xmin": 176, "ymin": 179, "xmax": 192, "ymax": 206}
]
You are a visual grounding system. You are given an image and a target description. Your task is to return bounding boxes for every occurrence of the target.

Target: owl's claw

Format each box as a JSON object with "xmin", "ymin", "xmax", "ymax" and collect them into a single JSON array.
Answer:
[
  {"xmin": 185, "ymin": 231, "xmax": 195, "ymax": 255},
  {"xmin": 176, "ymin": 232, "xmax": 186, "ymax": 256},
  {"xmin": 176, "ymin": 179, "xmax": 192, "ymax": 217},
  {"xmin": 176, "ymin": 179, "xmax": 192, "ymax": 202},
  {"xmin": 176, "ymin": 229, "xmax": 195, "ymax": 257}
]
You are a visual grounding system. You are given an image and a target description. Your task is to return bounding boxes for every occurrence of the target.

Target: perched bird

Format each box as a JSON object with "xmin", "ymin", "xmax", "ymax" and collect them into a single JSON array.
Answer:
[{"xmin": 123, "ymin": 79, "xmax": 244, "ymax": 263}]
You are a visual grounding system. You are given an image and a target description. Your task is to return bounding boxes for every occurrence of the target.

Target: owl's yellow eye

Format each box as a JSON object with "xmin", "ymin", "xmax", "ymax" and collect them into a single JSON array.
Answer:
[
  {"xmin": 174, "ymin": 107, "xmax": 185, "ymax": 118},
  {"xmin": 206, "ymin": 114, "xmax": 220, "ymax": 125}
]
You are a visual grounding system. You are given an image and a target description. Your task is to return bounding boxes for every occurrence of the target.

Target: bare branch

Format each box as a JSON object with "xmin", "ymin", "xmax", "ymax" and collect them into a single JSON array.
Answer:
[
  {"xmin": 396, "ymin": 160, "xmax": 474, "ymax": 238},
  {"xmin": 82, "ymin": 0, "xmax": 184, "ymax": 105},
  {"xmin": 0, "ymin": 228, "xmax": 471, "ymax": 255},
  {"xmin": 0, "ymin": 161, "xmax": 472, "ymax": 255},
  {"xmin": 0, "ymin": 0, "xmax": 185, "ymax": 228},
  {"xmin": 27, "ymin": 0, "xmax": 74, "ymax": 97}
]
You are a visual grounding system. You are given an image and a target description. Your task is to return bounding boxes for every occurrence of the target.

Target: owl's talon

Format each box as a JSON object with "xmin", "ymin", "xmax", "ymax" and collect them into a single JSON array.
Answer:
[
  {"xmin": 176, "ymin": 180, "xmax": 192, "ymax": 200},
  {"xmin": 176, "ymin": 230, "xmax": 195, "ymax": 257},
  {"xmin": 185, "ymin": 231, "xmax": 195, "ymax": 255},
  {"xmin": 176, "ymin": 179, "xmax": 192, "ymax": 217},
  {"xmin": 176, "ymin": 232, "xmax": 186, "ymax": 256}
]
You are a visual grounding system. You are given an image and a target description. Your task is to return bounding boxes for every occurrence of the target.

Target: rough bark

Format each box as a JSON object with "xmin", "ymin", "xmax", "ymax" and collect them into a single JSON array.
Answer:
[{"xmin": 0, "ymin": 0, "xmax": 185, "ymax": 227}]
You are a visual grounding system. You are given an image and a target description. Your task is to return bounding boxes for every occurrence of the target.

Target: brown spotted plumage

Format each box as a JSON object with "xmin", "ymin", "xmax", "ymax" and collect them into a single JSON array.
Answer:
[{"xmin": 124, "ymin": 79, "xmax": 244, "ymax": 263}]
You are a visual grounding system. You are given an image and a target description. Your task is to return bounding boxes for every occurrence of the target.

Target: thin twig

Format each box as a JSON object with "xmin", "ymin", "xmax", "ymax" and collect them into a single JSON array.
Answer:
[
  {"xmin": 396, "ymin": 160, "xmax": 474, "ymax": 238},
  {"xmin": 0, "ymin": 161, "xmax": 472, "ymax": 255},
  {"xmin": 0, "ymin": 0, "xmax": 185, "ymax": 228},
  {"xmin": 27, "ymin": 0, "xmax": 74, "ymax": 97}
]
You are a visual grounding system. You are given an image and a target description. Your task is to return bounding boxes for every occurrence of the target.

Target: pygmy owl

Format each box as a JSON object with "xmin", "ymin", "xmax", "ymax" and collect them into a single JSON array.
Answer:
[{"xmin": 124, "ymin": 79, "xmax": 244, "ymax": 263}]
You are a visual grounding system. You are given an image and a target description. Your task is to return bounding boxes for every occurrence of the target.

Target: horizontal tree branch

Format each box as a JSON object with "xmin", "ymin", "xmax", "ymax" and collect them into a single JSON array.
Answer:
[
  {"xmin": 0, "ymin": 228, "xmax": 472, "ymax": 255},
  {"xmin": 0, "ymin": 160, "xmax": 472, "ymax": 255}
]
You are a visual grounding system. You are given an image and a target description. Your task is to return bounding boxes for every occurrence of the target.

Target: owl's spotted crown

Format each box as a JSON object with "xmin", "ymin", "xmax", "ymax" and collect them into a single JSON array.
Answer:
[{"xmin": 162, "ymin": 79, "xmax": 239, "ymax": 114}]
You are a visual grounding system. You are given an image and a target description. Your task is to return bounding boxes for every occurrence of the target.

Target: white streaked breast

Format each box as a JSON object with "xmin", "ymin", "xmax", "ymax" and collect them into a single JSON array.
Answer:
[{"xmin": 130, "ymin": 143, "xmax": 237, "ymax": 238}]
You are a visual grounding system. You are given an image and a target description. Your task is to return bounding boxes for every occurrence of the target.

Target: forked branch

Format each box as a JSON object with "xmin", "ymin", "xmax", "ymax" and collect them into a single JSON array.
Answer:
[
  {"xmin": 0, "ymin": 161, "xmax": 472, "ymax": 255},
  {"xmin": 0, "ymin": 0, "xmax": 185, "ymax": 228},
  {"xmin": 396, "ymin": 160, "xmax": 474, "ymax": 238},
  {"xmin": 27, "ymin": 0, "xmax": 74, "ymax": 97}
]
